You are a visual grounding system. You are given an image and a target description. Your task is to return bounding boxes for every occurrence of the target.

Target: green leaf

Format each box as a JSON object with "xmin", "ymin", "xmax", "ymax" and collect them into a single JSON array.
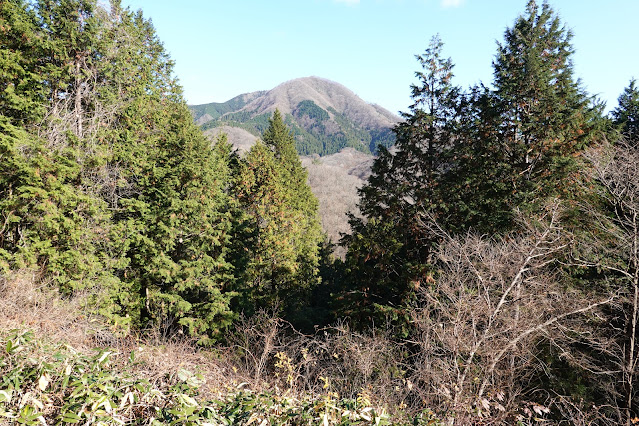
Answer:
[{"xmin": 61, "ymin": 412, "xmax": 81, "ymax": 423}]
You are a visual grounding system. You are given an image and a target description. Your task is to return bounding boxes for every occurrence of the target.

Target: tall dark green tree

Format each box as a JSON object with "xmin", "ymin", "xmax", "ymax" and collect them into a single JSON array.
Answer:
[
  {"xmin": 340, "ymin": 2, "xmax": 604, "ymax": 328},
  {"xmin": 442, "ymin": 0, "xmax": 605, "ymax": 235},
  {"xmin": 0, "ymin": 117, "xmax": 114, "ymax": 295},
  {"xmin": 0, "ymin": 0, "xmax": 47, "ymax": 125},
  {"xmin": 491, "ymin": 0, "xmax": 601, "ymax": 207},
  {"xmin": 235, "ymin": 141, "xmax": 298, "ymax": 311},
  {"xmin": 94, "ymin": 5, "xmax": 236, "ymax": 343},
  {"xmin": 0, "ymin": 0, "xmax": 126, "ymax": 322},
  {"xmin": 340, "ymin": 35, "xmax": 461, "ymax": 327},
  {"xmin": 612, "ymin": 79, "xmax": 639, "ymax": 142},
  {"xmin": 441, "ymin": 84, "xmax": 517, "ymax": 233},
  {"xmin": 233, "ymin": 110, "xmax": 323, "ymax": 322},
  {"xmin": 263, "ymin": 110, "xmax": 321, "ymax": 222},
  {"xmin": 0, "ymin": 0, "xmax": 237, "ymax": 343},
  {"xmin": 0, "ymin": 0, "xmax": 116, "ymax": 276}
]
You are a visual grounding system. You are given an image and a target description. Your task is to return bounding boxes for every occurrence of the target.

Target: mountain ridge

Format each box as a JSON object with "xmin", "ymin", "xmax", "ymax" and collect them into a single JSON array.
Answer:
[{"xmin": 189, "ymin": 77, "xmax": 400, "ymax": 156}]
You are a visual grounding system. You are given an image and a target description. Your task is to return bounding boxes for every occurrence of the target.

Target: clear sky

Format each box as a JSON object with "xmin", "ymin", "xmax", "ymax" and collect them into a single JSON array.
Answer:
[{"xmin": 119, "ymin": 0, "xmax": 638, "ymax": 115}]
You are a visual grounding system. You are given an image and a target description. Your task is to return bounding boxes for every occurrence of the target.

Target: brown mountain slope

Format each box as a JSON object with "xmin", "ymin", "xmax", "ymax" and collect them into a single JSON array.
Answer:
[
  {"xmin": 301, "ymin": 148, "xmax": 373, "ymax": 257},
  {"xmin": 191, "ymin": 77, "xmax": 400, "ymax": 156},
  {"xmin": 239, "ymin": 76, "xmax": 398, "ymax": 131}
]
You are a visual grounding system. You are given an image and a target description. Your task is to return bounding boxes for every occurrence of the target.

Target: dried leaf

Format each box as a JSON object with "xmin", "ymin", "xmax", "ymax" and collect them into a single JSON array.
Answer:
[
  {"xmin": 480, "ymin": 398, "xmax": 491, "ymax": 411},
  {"xmin": 38, "ymin": 374, "xmax": 49, "ymax": 392}
]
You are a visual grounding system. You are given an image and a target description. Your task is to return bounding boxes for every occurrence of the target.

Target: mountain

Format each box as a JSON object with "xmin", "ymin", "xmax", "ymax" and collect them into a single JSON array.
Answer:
[{"xmin": 189, "ymin": 77, "xmax": 400, "ymax": 156}]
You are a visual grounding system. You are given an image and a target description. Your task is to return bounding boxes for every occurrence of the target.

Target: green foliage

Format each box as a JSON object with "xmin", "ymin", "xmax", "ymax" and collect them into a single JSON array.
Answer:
[
  {"xmin": 204, "ymin": 111, "xmax": 272, "ymax": 136},
  {"xmin": 104, "ymin": 4, "xmax": 237, "ymax": 343},
  {"xmin": 0, "ymin": 329, "xmax": 216, "ymax": 424},
  {"xmin": 436, "ymin": 0, "xmax": 605, "ymax": 235},
  {"xmin": 612, "ymin": 78, "xmax": 639, "ymax": 141},
  {"xmin": 0, "ymin": 0, "xmax": 237, "ymax": 343},
  {"xmin": 490, "ymin": 0, "xmax": 602, "ymax": 207},
  {"xmin": 336, "ymin": 214, "xmax": 417, "ymax": 331},
  {"xmin": 287, "ymin": 104, "xmax": 385, "ymax": 156},
  {"xmin": 198, "ymin": 99, "xmax": 394, "ymax": 156},
  {"xmin": 189, "ymin": 92, "xmax": 265, "ymax": 123},
  {"xmin": 0, "ymin": 0, "xmax": 47, "ymax": 124},
  {"xmin": 234, "ymin": 141, "xmax": 299, "ymax": 310},
  {"xmin": 105, "ymin": 64, "xmax": 237, "ymax": 341},
  {"xmin": 339, "ymin": 35, "xmax": 459, "ymax": 328},
  {"xmin": 294, "ymin": 99, "xmax": 330, "ymax": 122},
  {"xmin": 340, "ymin": 3, "xmax": 606, "ymax": 331},
  {"xmin": 369, "ymin": 127, "xmax": 395, "ymax": 152},
  {"xmin": 232, "ymin": 111, "xmax": 324, "ymax": 324},
  {"xmin": 0, "ymin": 117, "xmax": 117, "ymax": 299},
  {"xmin": 3, "ymin": 0, "xmax": 632, "ymax": 418}
]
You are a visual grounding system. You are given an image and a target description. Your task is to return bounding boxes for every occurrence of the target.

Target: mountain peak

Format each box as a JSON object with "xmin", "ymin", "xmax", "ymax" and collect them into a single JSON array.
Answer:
[{"xmin": 190, "ymin": 77, "xmax": 399, "ymax": 156}]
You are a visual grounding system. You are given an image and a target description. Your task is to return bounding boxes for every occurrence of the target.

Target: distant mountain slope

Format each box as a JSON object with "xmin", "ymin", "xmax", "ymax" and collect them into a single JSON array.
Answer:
[
  {"xmin": 189, "ymin": 77, "xmax": 400, "ymax": 156},
  {"xmin": 190, "ymin": 91, "xmax": 266, "ymax": 123},
  {"xmin": 301, "ymin": 148, "xmax": 374, "ymax": 257},
  {"xmin": 203, "ymin": 126, "xmax": 257, "ymax": 154}
]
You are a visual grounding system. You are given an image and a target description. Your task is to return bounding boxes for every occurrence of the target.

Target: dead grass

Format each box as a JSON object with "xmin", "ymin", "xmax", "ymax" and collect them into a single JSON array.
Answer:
[
  {"xmin": 0, "ymin": 270, "xmax": 232, "ymax": 400},
  {"xmin": 0, "ymin": 270, "xmax": 408, "ymax": 409},
  {"xmin": 0, "ymin": 270, "xmax": 95, "ymax": 350}
]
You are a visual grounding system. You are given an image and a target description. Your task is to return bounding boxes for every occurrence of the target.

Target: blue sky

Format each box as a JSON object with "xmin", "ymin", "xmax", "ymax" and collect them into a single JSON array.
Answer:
[{"xmin": 120, "ymin": 0, "xmax": 638, "ymax": 115}]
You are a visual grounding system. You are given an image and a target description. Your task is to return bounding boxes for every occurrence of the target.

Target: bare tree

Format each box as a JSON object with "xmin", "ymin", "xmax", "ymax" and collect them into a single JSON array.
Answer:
[
  {"xmin": 410, "ymin": 203, "xmax": 613, "ymax": 424},
  {"xmin": 575, "ymin": 138, "xmax": 639, "ymax": 425}
]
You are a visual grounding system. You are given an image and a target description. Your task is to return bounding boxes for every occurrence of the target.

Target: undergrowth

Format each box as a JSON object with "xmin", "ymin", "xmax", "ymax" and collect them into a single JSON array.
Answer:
[
  {"xmin": 0, "ymin": 271, "xmax": 444, "ymax": 424},
  {"xmin": 0, "ymin": 329, "xmax": 441, "ymax": 425}
]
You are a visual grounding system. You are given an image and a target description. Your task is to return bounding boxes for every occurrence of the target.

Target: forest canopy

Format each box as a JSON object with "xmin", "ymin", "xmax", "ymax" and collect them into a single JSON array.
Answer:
[{"xmin": 1, "ymin": 0, "xmax": 638, "ymax": 424}]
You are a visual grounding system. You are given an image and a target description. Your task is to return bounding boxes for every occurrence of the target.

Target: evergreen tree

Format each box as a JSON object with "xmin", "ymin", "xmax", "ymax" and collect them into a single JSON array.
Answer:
[
  {"xmin": 0, "ymin": 0, "xmax": 120, "ymax": 312},
  {"xmin": 340, "ymin": 35, "xmax": 461, "ymax": 328},
  {"xmin": 234, "ymin": 111, "xmax": 323, "ymax": 323},
  {"xmin": 442, "ymin": 85, "xmax": 518, "ymax": 233},
  {"xmin": 491, "ymin": 0, "xmax": 600, "ymax": 208},
  {"xmin": 263, "ymin": 110, "xmax": 323, "ymax": 267},
  {"xmin": 612, "ymin": 79, "xmax": 639, "ymax": 142},
  {"xmin": 340, "ymin": 3, "xmax": 604, "ymax": 328},
  {"xmin": 235, "ymin": 141, "xmax": 298, "ymax": 310},
  {"xmin": 0, "ymin": 0, "xmax": 237, "ymax": 342},
  {"xmin": 442, "ymin": 0, "xmax": 605, "ymax": 234},
  {"xmin": 0, "ymin": 117, "xmax": 114, "ymax": 296},
  {"xmin": 96, "ymin": 7, "xmax": 236, "ymax": 343},
  {"xmin": 0, "ymin": 0, "xmax": 47, "ymax": 125}
]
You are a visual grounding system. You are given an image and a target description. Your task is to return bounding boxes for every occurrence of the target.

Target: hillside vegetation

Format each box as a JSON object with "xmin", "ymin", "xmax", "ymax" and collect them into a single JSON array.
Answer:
[
  {"xmin": 2, "ymin": 0, "xmax": 639, "ymax": 424},
  {"xmin": 0, "ymin": 272, "xmax": 419, "ymax": 425}
]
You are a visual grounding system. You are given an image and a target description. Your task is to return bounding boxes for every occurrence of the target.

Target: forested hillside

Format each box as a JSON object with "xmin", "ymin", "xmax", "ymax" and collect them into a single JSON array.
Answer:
[{"xmin": 1, "ymin": 0, "xmax": 638, "ymax": 424}]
